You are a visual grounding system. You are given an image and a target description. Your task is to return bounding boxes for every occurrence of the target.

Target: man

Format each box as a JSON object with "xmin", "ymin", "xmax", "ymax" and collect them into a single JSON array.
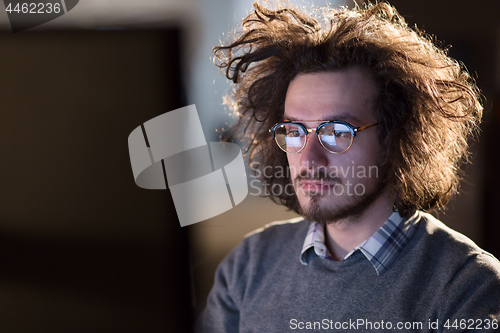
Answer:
[{"xmin": 197, "ymin": 2, "xmax": 500, "ymax": 332}]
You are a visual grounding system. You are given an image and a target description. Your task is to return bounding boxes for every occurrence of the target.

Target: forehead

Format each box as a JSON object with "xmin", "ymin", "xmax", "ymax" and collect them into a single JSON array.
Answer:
[{"xmin": 284, "ymin": 68, "xmax": 377, "ymax": 124}]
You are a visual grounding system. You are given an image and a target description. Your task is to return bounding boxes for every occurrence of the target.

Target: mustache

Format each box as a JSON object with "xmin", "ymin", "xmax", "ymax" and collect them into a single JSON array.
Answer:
[{"xmin": 295, "ymin": 169, "xmax": 341, "ymax": 184}]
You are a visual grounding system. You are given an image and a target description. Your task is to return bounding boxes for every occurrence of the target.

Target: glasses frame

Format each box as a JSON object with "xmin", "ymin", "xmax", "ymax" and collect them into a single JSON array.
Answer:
[{"xmin": 269, "ymin": 120, "xmax": 378, "ymax": 154}]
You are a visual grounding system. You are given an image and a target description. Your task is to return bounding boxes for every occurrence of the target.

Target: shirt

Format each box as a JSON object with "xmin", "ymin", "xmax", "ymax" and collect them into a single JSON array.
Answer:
[{"xmin": 300, "ymin": 211, "xmax": 418, "ymax": 275}]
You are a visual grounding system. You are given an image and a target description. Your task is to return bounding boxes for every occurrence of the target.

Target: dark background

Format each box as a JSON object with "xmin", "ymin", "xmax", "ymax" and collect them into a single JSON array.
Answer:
[
  {"xmin": 390, "ymin": 0, "xmax": 500, "ymax": 259},
  {"xmin": 0, "ymin": 30, "xmax": 192, "ymax": 332}
]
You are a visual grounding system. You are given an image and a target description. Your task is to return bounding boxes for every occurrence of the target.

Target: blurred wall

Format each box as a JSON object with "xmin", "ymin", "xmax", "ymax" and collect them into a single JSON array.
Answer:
[{"xmin": 0, "ymin": 30, "xmax": 192, "ymax": 332}]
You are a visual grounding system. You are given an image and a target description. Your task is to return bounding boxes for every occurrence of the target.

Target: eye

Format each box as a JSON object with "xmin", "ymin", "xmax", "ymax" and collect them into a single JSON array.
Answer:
[
  {"xmin": 334, "ymin": 130, "xmax": 349, "ymax": 138},
  {"xmin": 287, "ymin": 130, "xmax": 301, "ymax": 137}
]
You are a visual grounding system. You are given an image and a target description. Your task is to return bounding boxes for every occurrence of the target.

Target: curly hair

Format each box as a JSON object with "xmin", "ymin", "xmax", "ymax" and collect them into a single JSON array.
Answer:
[{"xmin": 213, "ymin": 1, "xmax": 483, "ymax": 217}]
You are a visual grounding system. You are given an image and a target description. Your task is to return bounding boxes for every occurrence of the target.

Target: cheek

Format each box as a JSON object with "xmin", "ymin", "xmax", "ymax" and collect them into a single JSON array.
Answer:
[
  {"xmin": 363, "ymin": 143, "xmax": 382, "ymax": 167},
  {"xmin": 351, "ymin": 134, "xmax": 382, "ymax": 165},
  {"xmin": 345, "ymin": 143, "xmax": 382, "ymax": 183},
  {"xmin": 286, "ymin": 154, "xmax": 297, "ymax": 175},
  {"xmin": 330, "ymin": 140, "xmax": 381, "ymax": 176}
]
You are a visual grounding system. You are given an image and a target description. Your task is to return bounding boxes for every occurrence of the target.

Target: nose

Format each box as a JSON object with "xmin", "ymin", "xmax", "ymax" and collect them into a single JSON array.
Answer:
[{"xmin": 299, "ymin": 133, "xmax": 329, "ymax": 170}]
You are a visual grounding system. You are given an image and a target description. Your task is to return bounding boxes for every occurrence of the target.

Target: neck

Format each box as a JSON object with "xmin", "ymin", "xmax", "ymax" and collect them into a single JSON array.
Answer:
[{"xmin": 324, "ymin": 189, "xmax": 395, "ymax": 261}]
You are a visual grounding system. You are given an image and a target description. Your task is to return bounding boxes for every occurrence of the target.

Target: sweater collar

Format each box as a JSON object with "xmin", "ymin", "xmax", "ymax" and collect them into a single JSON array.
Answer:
[{"xmin": 300, "ymin": 211, "xmax": 419, "ymax": 275}]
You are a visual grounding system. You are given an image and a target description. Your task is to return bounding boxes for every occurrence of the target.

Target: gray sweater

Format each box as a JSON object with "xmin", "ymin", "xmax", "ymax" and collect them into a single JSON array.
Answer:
[{"xmin": 197, "ymin": 212, "xmax": 500, "ymax": 332}]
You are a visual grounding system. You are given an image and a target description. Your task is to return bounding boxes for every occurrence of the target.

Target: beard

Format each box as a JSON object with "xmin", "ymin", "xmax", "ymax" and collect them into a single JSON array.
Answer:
[{"xmin": 294, "ymin": 165, "xmax": 389, "ymax": 226}]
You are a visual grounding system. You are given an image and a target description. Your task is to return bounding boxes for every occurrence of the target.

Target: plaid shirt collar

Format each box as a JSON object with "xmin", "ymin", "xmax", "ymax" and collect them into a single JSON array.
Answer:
[{"xmin": 300, "ymin": 211, "xmax": 419, "ymax": 275}]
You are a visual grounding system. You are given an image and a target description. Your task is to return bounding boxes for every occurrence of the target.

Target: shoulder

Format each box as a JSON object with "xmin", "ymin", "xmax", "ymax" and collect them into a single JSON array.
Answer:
[
  {"xmin": 245, "ymin": 216, "xmax": 308, "ymax": 243},
  {"xmin": 212, "ymin": 217, "xmax": 308, "ymax": 300},
  {"xmin": 415, "ymin": 212, "xmax": 500, "ymax": 319},
  {"xmin": 218, "ymin": 216, "xmax": 308, "ymax": 273},
  {"xmin": 198, "ymin": 218, "xmax": 309, "ymax": 331},
  {"xmin": 224, "ymin": 217, "xmax": 309, "ymax": 265},
  {"xmin": 418, "ymin": 211, "xmax": 499, "ymax": 265}
]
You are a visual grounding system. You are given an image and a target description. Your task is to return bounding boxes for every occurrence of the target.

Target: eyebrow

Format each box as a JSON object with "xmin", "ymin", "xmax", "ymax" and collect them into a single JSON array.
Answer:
[{"xmin": 284, "ymin": 113, "xmax": 363, "ymax": 124}]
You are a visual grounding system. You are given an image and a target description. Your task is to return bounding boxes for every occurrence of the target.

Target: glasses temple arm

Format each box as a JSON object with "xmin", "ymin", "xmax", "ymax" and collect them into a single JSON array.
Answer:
[{"xmin": 355, "ymin": 122, "xmax": 379, "ymax": 132}]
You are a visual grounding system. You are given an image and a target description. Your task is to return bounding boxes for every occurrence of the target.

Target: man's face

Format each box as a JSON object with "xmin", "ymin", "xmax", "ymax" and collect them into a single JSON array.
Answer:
[{"xmin": 284, "ymin": 68, "xmax": 387, "ymax": 224}]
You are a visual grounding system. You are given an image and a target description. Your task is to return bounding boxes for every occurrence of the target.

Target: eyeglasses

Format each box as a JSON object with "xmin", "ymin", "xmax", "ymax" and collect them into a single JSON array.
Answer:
[{"xmin": 269, "ymin": 120, "xmax": 378, "ymax": 154}]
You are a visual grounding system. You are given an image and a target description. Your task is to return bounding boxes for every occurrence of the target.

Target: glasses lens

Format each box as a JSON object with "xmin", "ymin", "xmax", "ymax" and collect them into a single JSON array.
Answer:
[
  {"xmin": 274, "ymin": 123, "xmax": 307, "ymax": 153},
  {"xmin": 318, "ymin": 123, "xmax": 353, "ymax": 153}
]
